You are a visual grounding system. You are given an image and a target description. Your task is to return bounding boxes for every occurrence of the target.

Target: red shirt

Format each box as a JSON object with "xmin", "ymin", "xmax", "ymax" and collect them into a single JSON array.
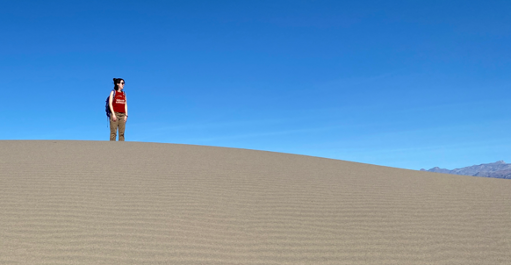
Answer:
[{"xmin": 112, "ymin": 91, "xmax": 126, "ymax": 113}]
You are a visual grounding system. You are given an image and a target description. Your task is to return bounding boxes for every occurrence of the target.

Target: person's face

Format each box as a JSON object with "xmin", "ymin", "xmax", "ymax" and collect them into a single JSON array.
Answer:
[{"xmin": 117, "ymin": 80, "xmax": 125, "ymax": 90}]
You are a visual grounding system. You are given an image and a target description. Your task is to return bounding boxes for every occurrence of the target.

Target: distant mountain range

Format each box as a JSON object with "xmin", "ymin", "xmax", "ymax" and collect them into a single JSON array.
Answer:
[{"xmin": 420, "ymin": 161, "xmax": 511, "ymax": 179}]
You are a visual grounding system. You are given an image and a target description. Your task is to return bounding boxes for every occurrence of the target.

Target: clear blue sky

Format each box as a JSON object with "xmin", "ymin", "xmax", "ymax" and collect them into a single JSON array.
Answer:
[{"xmin": 1, "ymin": 0, "xmax": 510, "ymax": 170}]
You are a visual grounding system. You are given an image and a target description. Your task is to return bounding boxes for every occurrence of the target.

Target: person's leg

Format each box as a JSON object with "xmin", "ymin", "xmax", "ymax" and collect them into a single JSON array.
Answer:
[
  {"xmin": 118, "ymin": 113, "xmax": 126, "ymax": 141},
  {"xmin": 110, "ymin": 115, "xmax": 118, "ymax": 141}
]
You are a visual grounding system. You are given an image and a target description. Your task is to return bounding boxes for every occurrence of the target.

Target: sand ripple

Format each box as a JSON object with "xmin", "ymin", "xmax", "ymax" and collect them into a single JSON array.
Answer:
[{"xmin": 0, "ymin": 141, "xmax": 510, "ymax": 264}]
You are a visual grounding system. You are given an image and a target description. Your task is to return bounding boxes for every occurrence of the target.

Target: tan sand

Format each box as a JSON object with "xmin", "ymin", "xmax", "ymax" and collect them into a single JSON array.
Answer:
[{"xmin": 0, "ymin": 140, "xmax": 510, "ymax": 264}]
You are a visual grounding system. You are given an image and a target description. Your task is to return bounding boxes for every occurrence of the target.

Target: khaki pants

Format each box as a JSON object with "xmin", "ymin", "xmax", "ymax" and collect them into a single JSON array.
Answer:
[{"xmin": 110, "ymin": 112, "xmax": 126, "ymax": 141}]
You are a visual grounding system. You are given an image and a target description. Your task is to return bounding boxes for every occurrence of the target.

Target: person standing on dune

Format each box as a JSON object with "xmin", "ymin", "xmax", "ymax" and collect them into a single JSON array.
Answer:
[{"xmin": 109, "ymin": 78, "xmax": 128, "ymax": 141}]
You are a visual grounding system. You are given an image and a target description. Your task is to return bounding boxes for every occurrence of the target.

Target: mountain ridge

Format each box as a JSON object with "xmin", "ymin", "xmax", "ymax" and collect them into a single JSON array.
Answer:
[{"xmin": 420, "ymin": 160, "xmax": 511, "ymax": 179}]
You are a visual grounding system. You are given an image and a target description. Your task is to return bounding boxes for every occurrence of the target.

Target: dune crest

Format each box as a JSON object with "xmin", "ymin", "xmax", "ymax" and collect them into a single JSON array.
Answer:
[{"xmin": 1, "ymin": 140, "xmax": 510, "ymax": 264}]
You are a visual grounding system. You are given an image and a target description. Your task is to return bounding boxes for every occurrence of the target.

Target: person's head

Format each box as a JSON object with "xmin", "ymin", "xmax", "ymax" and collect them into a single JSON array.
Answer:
[{"xmin": 113, "ymin": 78, "xmax": 125, "ymax": 91}]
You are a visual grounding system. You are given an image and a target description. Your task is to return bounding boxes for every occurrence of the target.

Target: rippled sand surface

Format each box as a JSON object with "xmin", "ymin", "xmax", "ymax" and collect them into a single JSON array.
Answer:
[{"xmin": 1, "ymin": 140, "xmax": 510, "ymax": 264}]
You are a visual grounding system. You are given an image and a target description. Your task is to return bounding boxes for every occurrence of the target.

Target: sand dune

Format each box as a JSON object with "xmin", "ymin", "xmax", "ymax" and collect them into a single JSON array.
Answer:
[{"xmin": 0, "ymin": 140, "xmax": 510, "ymax": 264}]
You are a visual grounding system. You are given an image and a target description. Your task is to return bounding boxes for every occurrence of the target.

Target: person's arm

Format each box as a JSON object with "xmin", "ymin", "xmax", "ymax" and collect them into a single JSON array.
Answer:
[
  {"xmin": 109, "ymin": 91, "xmax": 117, "ymax": 121},
  {"xmin": 124, "ymin": 95, "xmax": 128, "ymax": 122}
]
